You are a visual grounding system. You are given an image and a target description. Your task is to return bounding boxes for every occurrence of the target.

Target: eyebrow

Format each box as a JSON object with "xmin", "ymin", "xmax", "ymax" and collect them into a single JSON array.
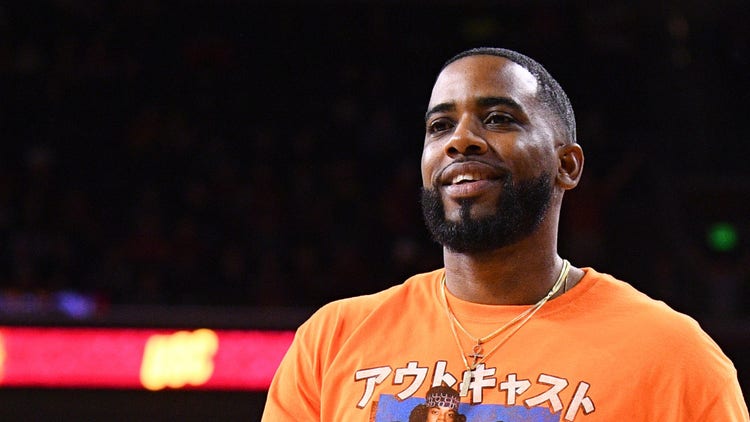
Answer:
[{"xmin": 424, "ymin": 96, "xmax": 524, "ymax": 122}]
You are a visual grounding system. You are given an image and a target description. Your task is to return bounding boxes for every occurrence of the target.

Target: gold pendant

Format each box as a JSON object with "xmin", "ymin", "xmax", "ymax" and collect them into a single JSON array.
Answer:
[{"xmin": 467, "ymin": 342, "xmax": 484, "ymax": 368}]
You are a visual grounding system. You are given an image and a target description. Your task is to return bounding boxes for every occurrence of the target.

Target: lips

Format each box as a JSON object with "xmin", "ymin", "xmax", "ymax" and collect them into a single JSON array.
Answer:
[
  {"xmin": 437, "ymin": 161, "xmax": 506, "ymax": 198},
  {"xmin": 439, "ymin": 161, "xmax": 505, "ymax": 186},
  {"xmin": 451, "ymin": 172, "xmax": 489, "ymax": 185}
]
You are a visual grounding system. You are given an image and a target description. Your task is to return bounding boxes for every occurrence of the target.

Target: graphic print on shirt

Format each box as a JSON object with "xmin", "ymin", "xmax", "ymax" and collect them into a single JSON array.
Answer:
[
  {"xmin": 373, "ymin": 393, "xmax": 560, "ymax": 422},
  {"xmin": 355, "ymin": 361, "xmax": 596, "ymax": 421}
]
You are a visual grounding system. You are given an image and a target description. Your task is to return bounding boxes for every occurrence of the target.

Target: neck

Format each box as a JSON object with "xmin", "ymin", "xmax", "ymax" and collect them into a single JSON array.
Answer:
[{"xmin": 442, "ymin": 228, "xmax": 564, "ymax": 305}]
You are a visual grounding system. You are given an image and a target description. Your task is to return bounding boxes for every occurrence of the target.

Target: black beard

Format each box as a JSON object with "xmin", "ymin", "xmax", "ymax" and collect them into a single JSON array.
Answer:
[{"xmin": 420, "ymin": 173, "xmax": 553, "ymax": 254}]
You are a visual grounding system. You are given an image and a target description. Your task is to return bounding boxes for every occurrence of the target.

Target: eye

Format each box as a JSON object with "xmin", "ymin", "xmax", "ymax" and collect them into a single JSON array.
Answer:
[
  {"xmin": 484, "ymin": 112, "xmax": 515, "ymax": 127},
  {"xmin": 427, "ymin": 118, "xmax": 454, "ymax": 134}
]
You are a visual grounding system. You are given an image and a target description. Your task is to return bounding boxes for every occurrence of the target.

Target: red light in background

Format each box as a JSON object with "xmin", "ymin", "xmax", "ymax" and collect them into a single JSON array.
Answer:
[{"xmin": 0, "ymin": 327, "xmax": 294, "ymax": 390}]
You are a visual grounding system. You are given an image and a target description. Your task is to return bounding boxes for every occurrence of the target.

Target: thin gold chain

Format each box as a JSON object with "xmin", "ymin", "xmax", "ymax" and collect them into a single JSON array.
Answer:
[
  {"xmin": 445, "ymin": 260, "xmax": 569, "ymax": 344},
  {"xmin": 441, "ymin": 259, "xmax": 570, "ymax": 370}
]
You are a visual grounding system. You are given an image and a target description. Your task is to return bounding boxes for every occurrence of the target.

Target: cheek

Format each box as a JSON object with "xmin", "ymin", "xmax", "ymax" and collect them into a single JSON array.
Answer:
[
  {"xmin": 510, "ymin": 140, "xmax": 556, "ymax": 177},
  {"xmin": 420, "ymin": 143, "xmax": 440, "ymax": 187}
]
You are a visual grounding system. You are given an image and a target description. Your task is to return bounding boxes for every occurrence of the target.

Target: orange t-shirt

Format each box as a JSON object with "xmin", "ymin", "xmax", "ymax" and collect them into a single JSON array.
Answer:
[{"xmin": 263, "ymin": 268, "xmax": 748, "ymax": 421}]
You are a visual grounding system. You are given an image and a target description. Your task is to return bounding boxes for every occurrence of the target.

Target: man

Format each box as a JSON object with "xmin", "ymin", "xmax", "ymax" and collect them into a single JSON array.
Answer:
[
  {"xmin": 262, "ymin": 48, "xmax": 748, "ymax": 421},
  {"xmin": 409, "ymin": 385, "xmax": 465, "ymax": 422}
]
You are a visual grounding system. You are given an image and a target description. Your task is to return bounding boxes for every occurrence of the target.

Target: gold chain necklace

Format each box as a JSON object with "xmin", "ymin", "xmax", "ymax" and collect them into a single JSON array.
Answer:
[{"xmin": 441, "ymin": 259, "xmax": 570, "ymax": 371}]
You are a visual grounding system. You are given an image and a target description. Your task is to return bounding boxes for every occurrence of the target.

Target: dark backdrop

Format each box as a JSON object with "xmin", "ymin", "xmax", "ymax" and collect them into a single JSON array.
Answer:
[{"xmin": 0, "ymin": 0, "xmax": 748, "ymax": 418}]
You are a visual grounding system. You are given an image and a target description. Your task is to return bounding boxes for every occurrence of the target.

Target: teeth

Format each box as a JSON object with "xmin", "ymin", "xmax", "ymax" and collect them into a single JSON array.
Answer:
[{"xmin": 452, "ymin": 173, "xmax": 480, "ymax": 184}]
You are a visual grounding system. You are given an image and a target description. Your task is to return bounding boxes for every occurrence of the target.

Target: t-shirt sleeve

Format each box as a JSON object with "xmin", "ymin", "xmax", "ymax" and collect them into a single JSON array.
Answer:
[
  {"xmin": 695, "ymin": 362, "xmax": 750, "ymax": 422},
  {"xmin": 695, "ymin": 372, "xmax": 749, "ymax": 421},
  {"xmin": 261, "ymin": 318, "xmax": 322, "ymax": 421},
  {"xmin": 657, "ymin": 315, "xmax": 750, "ymax": 421}
]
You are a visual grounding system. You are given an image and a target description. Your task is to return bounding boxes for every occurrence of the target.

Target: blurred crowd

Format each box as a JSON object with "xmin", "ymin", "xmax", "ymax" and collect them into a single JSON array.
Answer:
[{"xmin": 0, "ymin": 1, "xmax": 748, "ymax": 319}]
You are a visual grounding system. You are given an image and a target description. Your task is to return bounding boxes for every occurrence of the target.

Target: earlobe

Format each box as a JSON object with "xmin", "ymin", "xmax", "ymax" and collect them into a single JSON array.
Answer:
[{"xmin": 556, "ymin": 143, "xmax": 584, "ymax": 189}]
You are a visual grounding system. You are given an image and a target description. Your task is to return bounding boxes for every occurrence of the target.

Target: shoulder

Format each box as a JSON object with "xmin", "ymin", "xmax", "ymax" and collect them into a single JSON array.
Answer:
[
  {"xmin": 582, "ymin": 268, "xmax": 706, "ymax": 332},
  {"xmin": 581, "ymin": 268, "xmax": 737, "ymax": 375},
  {"xmin": 295, "ymin": 269, "xmax": 443, "ymax": 342},
  {"xmin": 581, "ymin": 268, "xmax": 747, "ymax": 419}
]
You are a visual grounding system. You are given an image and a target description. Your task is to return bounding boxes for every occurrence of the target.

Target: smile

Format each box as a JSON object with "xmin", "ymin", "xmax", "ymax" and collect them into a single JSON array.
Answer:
[
  {"xmin": 440, "ymin": 161, "xmax": 505, "ymax": 186},
  {"xmin": 439, "ymin": 161, "xmax": 505, "ymax": 198},
  {"xmin": 451, "ymin": 172, "xmax": 489, "ymax": 185}
]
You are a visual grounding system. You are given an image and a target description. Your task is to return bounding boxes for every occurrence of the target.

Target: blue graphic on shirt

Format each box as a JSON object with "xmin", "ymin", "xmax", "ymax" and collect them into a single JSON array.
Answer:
[{"xmin": 375, "ymin": 393, "xmax": 560, "ymax": 422}]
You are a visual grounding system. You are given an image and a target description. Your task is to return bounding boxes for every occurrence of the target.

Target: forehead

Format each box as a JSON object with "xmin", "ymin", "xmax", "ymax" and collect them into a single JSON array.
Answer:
[{"xmin": 429, "ymin": 55, "xmax": 539, "ymax": 109}]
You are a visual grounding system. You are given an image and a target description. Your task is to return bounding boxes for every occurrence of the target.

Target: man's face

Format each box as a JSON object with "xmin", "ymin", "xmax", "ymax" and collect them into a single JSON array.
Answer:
[
  {"xmin": 426, "ymin": 405, "xmax": 457, "ymax": 422},
  {"xmin": 420, "ymin": 55, "xmax": 560, "ymax": 253}
]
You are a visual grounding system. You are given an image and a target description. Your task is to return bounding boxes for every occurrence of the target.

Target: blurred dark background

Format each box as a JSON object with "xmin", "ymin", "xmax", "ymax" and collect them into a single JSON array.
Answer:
[{"xmin": 0, "ymin": 0, "xmax": 748, "ymax": 418}]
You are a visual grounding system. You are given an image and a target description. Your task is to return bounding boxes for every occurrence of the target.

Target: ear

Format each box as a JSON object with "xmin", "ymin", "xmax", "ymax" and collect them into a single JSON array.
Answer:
[{"xmin": 556, "ymin": 143, "xmax": 584, "ymax": 190}]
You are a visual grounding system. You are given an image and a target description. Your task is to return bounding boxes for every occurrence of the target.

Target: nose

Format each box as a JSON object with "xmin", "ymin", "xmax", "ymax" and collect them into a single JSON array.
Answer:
[{"xmin": 445, "ymin": 115, "xmax": 488, "ymax": 157}]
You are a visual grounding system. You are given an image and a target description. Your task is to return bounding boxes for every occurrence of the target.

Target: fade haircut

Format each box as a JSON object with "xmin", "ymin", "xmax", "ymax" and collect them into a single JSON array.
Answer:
[{"xmin": 442, "ymin": 47, "xmax": 577, "ymax": 144}]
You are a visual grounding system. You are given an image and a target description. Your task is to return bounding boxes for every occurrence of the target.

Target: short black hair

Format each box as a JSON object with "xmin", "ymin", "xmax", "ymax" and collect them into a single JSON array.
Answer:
[{"xmin": 441, "ymin": 47, "xmax": 577, "ymax": 144}]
